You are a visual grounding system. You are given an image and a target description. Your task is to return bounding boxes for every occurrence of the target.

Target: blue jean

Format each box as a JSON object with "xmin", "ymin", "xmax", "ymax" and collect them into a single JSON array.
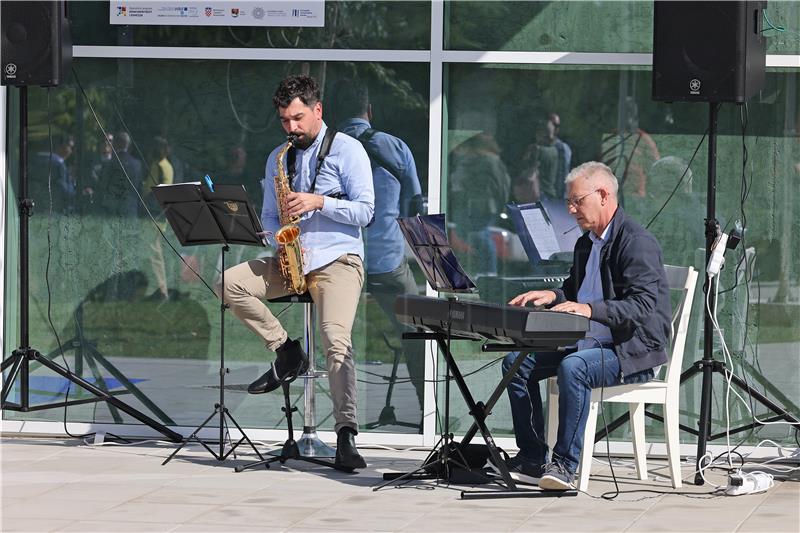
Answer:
[{"xmin": 502, "ymin": 348, "xmax": 654, "ymax": 474}]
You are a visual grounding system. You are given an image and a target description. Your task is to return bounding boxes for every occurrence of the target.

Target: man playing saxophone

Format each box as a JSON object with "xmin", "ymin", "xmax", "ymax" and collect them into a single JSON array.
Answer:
[{"xmin": 221, "ymin": 74, "xmax": 374, "ymax": 470}]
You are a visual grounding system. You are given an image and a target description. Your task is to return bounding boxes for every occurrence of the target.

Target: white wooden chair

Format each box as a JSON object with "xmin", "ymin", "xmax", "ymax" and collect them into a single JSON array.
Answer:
[{"xmin": 546, "ymin": 265, "xmax": 698, "ymax": 491}]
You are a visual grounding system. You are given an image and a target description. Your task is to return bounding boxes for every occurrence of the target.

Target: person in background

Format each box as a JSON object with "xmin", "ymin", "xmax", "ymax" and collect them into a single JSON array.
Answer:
[
  {"xmin": 31, "ymin": 132, "xmax": 77, "ymax": 214},
  {"xmin": 331, "ymin": 77, "xmax": 427, "ymax": 421},
  {"xmin": 448, "ymin": 132, "xmax": 511, "ymax": 275}
]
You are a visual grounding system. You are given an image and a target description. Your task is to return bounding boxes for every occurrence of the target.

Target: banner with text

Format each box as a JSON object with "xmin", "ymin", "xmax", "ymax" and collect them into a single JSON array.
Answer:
[{"xmin": 109, "ymin": 1, "xmax": 325, "ymax": 27}]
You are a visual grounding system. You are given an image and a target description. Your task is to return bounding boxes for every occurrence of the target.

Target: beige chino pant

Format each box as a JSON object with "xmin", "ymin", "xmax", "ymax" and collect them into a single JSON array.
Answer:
[{"xmin": 221, "ymin": 254, "xmax": 364, "ymax": 432}]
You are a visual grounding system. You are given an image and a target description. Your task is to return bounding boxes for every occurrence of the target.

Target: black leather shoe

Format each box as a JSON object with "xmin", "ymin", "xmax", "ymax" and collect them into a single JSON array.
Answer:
[
  {"xmin": 335, "ymin": 427, "xmax": 366, "ymax": 471},
  {"xmin": 247, "ymin": 339, "xmax": 309, "ymax": 394}
]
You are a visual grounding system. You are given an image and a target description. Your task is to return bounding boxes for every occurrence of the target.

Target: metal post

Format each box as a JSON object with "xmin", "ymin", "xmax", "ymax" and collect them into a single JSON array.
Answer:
[{"xmin": 296, "ymin": 301, "xmax": 335, "ymax": 458}]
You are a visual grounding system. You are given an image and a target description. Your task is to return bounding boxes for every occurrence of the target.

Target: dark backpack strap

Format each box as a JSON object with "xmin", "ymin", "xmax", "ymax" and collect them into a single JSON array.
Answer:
[
  {"xmin": 357, "ymin": 128, "xmax": 402, "ymax": 181},
  {"xmin": 308, "ymin": 127, "xmax": 337, "ymax": 194}
]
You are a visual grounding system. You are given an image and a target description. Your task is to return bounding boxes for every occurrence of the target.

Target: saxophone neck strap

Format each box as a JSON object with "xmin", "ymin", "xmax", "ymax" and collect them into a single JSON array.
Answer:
[
  {"xmin": 308, "ymin": 127, "xmax": 337, "ymax": 194},
  {"xmin": 286, "ymin": 142, "xmax": 297, "ymax": 190}
]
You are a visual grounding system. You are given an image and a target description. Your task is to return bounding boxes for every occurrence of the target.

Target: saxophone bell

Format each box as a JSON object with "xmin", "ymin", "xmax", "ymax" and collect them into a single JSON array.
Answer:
[{"xmin": 275, "ymin": 224, "xmax": 300, "ymax": 244}]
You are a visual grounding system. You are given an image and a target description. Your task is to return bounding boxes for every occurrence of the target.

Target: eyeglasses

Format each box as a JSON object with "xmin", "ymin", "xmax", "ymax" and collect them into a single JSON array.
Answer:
[{"xmin": 566, "ymin": 189, "xmax": 600, "ymax": 208}]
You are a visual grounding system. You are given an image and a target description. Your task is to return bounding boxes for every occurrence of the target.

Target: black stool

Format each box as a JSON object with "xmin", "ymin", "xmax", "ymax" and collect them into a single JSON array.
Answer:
[{"xmin": 235, "ymin": 291, "xmax": 350, "ymax": 473}]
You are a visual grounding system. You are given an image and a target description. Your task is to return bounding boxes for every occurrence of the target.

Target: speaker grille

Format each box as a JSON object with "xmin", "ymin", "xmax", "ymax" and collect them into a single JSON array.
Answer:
[
  {"xmin": 1, "ymin": 1, "xmax": 70, "ymax": 87},
  {"xmin": 652, "ymin": 1, "xmax": 766, "ymax": 103}
]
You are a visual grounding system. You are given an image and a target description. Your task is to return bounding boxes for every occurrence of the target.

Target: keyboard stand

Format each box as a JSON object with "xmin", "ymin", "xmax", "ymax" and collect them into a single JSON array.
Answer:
[
  {"xmin": 375, "ymin": 331, "xmax": 576, "ymax": 499},
  {"xmin": 458, "ymin": 342, "xmax": 577, "ymax": 500}
]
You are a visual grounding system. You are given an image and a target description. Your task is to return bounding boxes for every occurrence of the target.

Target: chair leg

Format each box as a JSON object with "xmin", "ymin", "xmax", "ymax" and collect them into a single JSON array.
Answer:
[
  {"xmin": 664, "ymin": 394, "xmax": 682, "ymax": 488},
  {"xmin": 630, "ymin": 403, "xmax": 648, "ymax": 481},
  {"xmin": 546, "ymin": 378, "xmax": 559, "ymax": 449},
  {"xmin": 577, "ymin": 401, "xmax": 598, "ymax": 492}
]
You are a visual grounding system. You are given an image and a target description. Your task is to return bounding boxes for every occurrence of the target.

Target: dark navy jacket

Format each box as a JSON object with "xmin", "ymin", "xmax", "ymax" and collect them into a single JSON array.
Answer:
[{"xmin": 551, "ymin": 207, "xmax": 672, "ymax": 377}]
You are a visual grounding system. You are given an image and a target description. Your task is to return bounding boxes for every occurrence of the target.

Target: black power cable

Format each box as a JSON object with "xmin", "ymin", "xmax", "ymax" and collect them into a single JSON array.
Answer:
[{"xmin": 645, "ymin": 128, "xmax": 708, "ymax": 230}]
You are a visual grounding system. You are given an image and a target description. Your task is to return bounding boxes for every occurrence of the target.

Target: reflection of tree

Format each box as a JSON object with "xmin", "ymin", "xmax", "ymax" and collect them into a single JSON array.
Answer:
[{"xmin": 773, "ymin": 132, "xmax": 800, "ymax": 303}]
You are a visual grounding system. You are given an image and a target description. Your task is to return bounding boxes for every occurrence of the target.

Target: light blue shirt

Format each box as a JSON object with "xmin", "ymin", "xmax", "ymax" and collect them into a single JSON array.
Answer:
[
  {"xmin": 261, "ymin": 122, "xmax": 375, "ymax": 273},
  {"xmin": 576, "ymin": 221, "xmax": 614, "ymax": 350},
  {"xmin": 338, "ymin": 118, "xmax": 422, "ymax": 275}
]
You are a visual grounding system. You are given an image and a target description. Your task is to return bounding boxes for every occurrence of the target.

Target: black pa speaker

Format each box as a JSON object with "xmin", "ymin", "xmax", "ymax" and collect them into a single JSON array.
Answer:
[
  {"xmin": 1, "ymin": 1, "xmax": 72, "ymax": 87},
  {"xmin": 652, "ymin": 1, "xmax": 767, "ymax": 103}
]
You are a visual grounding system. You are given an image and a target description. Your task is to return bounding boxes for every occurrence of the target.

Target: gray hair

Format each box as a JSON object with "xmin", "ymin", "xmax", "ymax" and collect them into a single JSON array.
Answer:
[{"xmin": 564, "ymin": 161, "xmax": 619, "ymax": 196}]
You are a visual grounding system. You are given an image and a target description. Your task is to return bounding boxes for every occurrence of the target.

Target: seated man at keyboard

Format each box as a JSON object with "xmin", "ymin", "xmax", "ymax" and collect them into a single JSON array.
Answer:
[{"xmin": 495, "ymin": 161, "xmax": 671, "ymax": 490}]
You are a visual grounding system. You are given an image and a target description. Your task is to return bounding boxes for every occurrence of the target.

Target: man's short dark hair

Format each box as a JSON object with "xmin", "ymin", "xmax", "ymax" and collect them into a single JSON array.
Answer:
[
  {"xmin": 56, "ymin": 132, "xmax": 74, "ymax": 149},
  {"xmin": 330, "ymin": 78, "xmax": 369, "ymax": 119},
  {"xmin": 273, "ymin": 74, "xmax": 321, "ymax": 109}
]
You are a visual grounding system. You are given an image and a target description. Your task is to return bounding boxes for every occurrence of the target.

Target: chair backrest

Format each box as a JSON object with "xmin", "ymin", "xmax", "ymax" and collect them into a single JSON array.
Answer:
[{"xmin": 661, "ymin": 265, "xmax": 699, "ymax": 385}]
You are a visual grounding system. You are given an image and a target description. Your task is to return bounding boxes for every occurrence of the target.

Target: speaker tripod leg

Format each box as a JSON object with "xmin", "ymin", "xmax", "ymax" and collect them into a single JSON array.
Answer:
[
  {"xmin": 85, "ymin": 344, "xmax": 175, "ymax": 425},
  {"xmin": 1, "ymin": 354, "xmax": 25, "ymax": 405},
  {"xmin": 81, "ymin": 350, "xmax": 124, "ymax": 424}
]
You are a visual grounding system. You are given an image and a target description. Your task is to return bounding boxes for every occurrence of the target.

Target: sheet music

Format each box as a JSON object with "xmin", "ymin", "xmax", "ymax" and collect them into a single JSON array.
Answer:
[{"xmin": 520, "ymin": 206, "xmax": 560, "ymax": 259}]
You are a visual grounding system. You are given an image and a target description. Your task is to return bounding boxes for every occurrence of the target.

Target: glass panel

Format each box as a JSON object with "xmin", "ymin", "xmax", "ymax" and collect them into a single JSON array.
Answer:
[
  {"xmin": 445, "ymin": 1, "xmax": 800, "ymax": 54},
  {"xmin": 71, "ymin": 1, "xmax": 431, "ymax": 50},
  {"xmin": 3, "ymin": 58, "xmax": 430, "ymax": 436},
  {"xmin": 442, "ymin": 62, "xmax": 800, "ymax": 448}
]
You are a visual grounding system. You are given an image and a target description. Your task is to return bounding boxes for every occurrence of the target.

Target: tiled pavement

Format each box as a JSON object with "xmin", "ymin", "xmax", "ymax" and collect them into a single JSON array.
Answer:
[{"xmin": 2, "ymin": 436, "xmax": 799, "ymax": 532}]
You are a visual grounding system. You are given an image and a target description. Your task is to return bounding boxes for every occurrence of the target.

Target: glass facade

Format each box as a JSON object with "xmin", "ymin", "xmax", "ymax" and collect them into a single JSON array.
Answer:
[
  {"xmin": 445, "ymin": 1, "xmax": 800, "ymax": 54},
  {"xmin": 3, "ymin": 1, "xmax": 798, "ymax": 449},
  {"xmin": 3, "ymin": 59, "xmax": 431, "ymax": 434},
  {"xmin": 442, "ymin": 63, "xmax": 800, "ymax": 445}
]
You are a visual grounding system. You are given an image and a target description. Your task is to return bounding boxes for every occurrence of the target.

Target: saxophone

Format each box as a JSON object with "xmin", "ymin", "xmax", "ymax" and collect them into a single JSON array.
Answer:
[{"xmin": 274, "ymin": 135, "xmax": 307, "ymax": 294}]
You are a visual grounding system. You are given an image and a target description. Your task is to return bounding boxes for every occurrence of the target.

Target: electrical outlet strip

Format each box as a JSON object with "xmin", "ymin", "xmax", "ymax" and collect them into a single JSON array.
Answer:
[
  {"xmin": 725, "ymin": 470, "xmax": 774, "ymax": 496},
  {"xmin": 93, "ymin": 431, "xmax": 107, "ymax": 445},
  {"xmin": 707, "ymin": 232, "xmax": 729, "ymax": 277}
]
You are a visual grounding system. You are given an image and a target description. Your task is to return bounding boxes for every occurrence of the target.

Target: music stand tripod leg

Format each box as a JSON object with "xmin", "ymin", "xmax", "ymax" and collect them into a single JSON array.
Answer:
[
  {"xmin": 162, "ymin": 407, "xmax": 221, "ymax": 465},
  {"xmin": 163, "ymin": 245, "xmax": 261, "ymax": 465},
  {"xmin": 218, "ymin": 406, "xmax": 266, "ymax": 462}
]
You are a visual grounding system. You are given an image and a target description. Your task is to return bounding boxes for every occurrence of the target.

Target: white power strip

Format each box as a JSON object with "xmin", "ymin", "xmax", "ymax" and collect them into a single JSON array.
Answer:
[
  {"xmin": 725, "ymin": 470, "xmax": 774, "ymax": 496},
  {"xmin": 707, "ymin": 232, "xmax": 729, "ymax": 277}
]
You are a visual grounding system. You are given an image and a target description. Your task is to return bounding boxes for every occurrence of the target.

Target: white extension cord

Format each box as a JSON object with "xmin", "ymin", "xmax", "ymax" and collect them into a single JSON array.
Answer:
[{"xmin": 725, "ymin": 470, "xmax": 775, "ymax": 496}]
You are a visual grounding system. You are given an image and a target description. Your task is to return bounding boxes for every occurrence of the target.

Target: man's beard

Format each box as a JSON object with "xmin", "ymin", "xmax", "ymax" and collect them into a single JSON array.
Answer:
[{"xmin": 293, "ymin": 133, "xmax": 314, "ymax": 150}]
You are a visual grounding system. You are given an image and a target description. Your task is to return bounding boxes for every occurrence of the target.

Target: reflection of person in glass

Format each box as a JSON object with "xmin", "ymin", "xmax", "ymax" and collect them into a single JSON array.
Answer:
[
  {"xmin": 221, "ymin": 75, "xmax": 374, "ymax": 470},
  {"xmin": 93, "ymin": 131, "xmax": 143, "ymax": 218},
  {"xmin": 496, "ymin": 162, "xmax": 671, "ymax": 490},
  {"xmin": 31, "ymin": 132, "xmax": 77, "ymax": 214},
  {"xmin": 522, "ymin": 113, "xmax": 572, "ymax": 201},
  {"xmin": 331, "ymin": 77, "xmax": 427, "ymax": 420},
  {"xmin": 448, "ymin": 132, "xmax": 511, "ymax": 275},
  {"xmin": 602, "ymin": 97, "xmax": 660, "ymax": 209},
  {"xmin": 143, "ymin": 136, "xmax": 175, "ymax": 301}
]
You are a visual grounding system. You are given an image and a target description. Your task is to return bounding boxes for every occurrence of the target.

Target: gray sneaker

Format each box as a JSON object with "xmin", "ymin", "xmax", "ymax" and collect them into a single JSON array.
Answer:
[
  {"xmin": 538, "ymin": 460, "xmax": 576, "ymax": 490},
  {"xmin": 488, "ymin": 454, "xmax": 544, "ymax": 485}
]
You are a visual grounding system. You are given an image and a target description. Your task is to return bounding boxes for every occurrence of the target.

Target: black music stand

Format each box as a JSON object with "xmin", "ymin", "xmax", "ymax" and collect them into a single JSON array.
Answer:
[
  {"xmin": 373, "ymin": 214, "xmax": 476, "ymax": 489},
  {"xmin": 154, "ymin": 181, "xmax": 265, "ymax": 465}
]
